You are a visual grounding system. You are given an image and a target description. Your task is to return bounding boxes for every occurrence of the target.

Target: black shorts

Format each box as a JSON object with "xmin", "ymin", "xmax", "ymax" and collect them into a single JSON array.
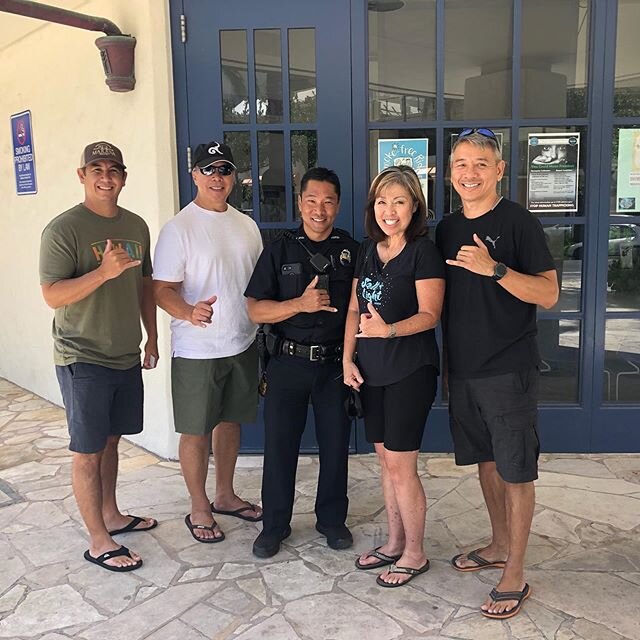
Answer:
[
  {"xmin": 56, "ymin": 363, "xmax": 143, "ymax": 454},
  {"xmin": 448, "ymin": 368, "xmax": 540, "ymax": 483},
  {"xmin": 361, "ymin": 365, "xmax": 437, "ymax": 452}
]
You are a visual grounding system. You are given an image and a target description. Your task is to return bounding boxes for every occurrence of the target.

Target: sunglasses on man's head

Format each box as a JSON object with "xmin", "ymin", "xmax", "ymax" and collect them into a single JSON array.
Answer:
[
  {"xmin": 458, "ymin": 128, "xmax": 500, "ymax": 151},
  {"xmin": 199, "ymin": 163, "xmax": 234, "ymax": 176}
]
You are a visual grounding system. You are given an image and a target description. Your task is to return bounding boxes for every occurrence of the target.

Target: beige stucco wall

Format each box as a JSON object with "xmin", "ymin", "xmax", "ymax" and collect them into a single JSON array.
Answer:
[{"xmin": 0, "ymin": 0, "xmax": 180, "ymax": 458}]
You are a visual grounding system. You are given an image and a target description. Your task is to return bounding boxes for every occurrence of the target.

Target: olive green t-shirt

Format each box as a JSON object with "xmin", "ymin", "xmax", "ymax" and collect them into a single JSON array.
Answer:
[{"xmin": 39, "ymin": 203, "xmax": 152, "ymax": 369}]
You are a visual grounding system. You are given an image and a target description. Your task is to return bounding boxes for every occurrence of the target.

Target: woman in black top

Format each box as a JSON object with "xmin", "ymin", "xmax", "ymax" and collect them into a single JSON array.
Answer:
[{"xmin": 343, "ymin": 166, "xmax": 445, "ymax": 587}]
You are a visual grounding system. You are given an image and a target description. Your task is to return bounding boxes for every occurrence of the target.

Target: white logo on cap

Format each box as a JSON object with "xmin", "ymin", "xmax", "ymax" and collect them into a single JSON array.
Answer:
[
  {"xmin": 92, "ymin": 143, "xmax": 116, "ymax": 157},
  {"xmin": 208, "ymin": 143, "xmax": 222, "ymax": 155}
]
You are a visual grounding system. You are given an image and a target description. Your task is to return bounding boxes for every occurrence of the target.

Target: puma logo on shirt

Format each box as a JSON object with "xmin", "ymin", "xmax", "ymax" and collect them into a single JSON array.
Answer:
[{"xmin": 485, "ymin": 235, "xmax": 501, "ymax": 249}]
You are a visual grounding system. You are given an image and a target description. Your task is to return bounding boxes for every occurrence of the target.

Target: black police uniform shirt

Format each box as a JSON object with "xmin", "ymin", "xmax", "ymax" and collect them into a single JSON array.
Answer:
[
  {"xmin": 244, "ymin": 226, "xmax": 359, "ymax": 346},
  {"xmin": 354, "ymin": 235, "xmax": 445, "ymax": 387},
  {"xmin": 435, "ymin": 198, "xmax": 556, "ymax": 379}
]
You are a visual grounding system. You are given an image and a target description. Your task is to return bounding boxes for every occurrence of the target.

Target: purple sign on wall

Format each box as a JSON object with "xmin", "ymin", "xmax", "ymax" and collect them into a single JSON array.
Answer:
[{"xmin": 11, "ymin": 110, "xmax": 37, "ymax": 195}]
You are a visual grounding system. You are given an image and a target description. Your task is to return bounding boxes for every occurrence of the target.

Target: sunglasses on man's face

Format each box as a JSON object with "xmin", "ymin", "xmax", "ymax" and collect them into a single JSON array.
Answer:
[
  {"xmin": 459, "ymin": 128, "xmax": 501, "ymax": 151},
  {"xmin": 199, "ymin": 163, "xmax": 234, "ymax": 176}
]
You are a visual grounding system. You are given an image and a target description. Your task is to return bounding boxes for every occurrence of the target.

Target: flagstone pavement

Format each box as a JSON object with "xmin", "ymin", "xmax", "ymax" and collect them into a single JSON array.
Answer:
[{"xmin": 1, "ymin": 378, "xmax": 640, "ymax": 639}]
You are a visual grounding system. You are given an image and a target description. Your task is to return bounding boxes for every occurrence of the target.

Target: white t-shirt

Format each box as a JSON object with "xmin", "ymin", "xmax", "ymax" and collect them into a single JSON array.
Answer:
[{"xmin": 153, "ymin": 201, "xmax": 263, "ymax": 359}]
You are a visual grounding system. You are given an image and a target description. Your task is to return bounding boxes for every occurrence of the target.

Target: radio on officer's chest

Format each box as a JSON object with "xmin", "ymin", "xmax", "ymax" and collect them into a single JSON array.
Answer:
[{"xmin": 309, "ymin": 253, "xmax": 331, "ymax": 292}]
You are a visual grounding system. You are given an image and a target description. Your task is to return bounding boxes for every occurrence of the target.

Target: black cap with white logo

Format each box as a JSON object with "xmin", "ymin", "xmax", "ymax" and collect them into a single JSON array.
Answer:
[{"xmin": 192, "ymin": 141, "xmax": 236, "ymax": 169}]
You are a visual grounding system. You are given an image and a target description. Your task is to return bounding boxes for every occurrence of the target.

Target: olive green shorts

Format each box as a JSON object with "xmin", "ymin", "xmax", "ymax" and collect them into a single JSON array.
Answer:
[{"xmin": 171, "ymin": 342, "xmax": 258, "ymax": 435}]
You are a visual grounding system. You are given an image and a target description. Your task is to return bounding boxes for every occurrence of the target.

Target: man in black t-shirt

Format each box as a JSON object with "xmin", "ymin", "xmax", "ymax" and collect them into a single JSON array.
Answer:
[
  {"xmin": 436, "ymin": 129, "xmax": 558, "ymax": 620},
  {"xmin": 244, "ymin": 168, "xmax": 359, "ymax": 558}
]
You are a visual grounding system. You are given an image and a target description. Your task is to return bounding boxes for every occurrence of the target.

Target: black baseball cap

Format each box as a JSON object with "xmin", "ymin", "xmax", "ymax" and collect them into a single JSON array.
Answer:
[
  {"xmin": 192, "ymin": 141, "xmax": 236, "ymax": 169},
  {"xmin": 80, "ymin": 141, "xmax": 126, "ymax": 170}
]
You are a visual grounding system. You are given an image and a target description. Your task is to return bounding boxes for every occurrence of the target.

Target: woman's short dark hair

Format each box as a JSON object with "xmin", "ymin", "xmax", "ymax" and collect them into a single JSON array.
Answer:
[{"xmin": 364, "ymin": 166, "xmax": 429, "ymax": 243}]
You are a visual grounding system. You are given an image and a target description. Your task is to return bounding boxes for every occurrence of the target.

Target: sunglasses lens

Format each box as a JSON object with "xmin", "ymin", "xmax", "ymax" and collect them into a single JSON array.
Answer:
[
  {"xmin": 477, "ymin": 128, "xmax": 497, "ymax": 140},
  {"xmin": 199, "ymin": 163, "xmax": 234, "ymax": 176},
  {"xmin": 459, "ymin": 128, "xmax": 473, "ymax": 138}
]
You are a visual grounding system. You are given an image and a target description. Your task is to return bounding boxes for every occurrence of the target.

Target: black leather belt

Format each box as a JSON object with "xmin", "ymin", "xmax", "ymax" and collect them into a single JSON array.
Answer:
[{"xmin": 279, "ymin": 338, "xmax": 342, "ymax": 362}]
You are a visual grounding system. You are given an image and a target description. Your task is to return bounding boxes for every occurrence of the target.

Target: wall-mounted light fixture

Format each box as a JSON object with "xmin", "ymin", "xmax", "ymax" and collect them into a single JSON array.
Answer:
[{"xmin": 0, "ymin": 0, "xmax": 136, "ymax": 92}]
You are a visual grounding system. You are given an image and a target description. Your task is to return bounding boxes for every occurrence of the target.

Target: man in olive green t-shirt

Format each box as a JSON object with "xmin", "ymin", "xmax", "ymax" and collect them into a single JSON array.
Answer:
[{"xmin": 39, "ymin": 141, "xmax": 158, "ymax": 573}]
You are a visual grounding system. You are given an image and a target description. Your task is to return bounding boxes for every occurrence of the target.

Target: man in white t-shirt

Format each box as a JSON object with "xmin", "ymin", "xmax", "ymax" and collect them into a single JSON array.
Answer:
[{"xmin": 154, "ymin": 141, "xmax": 263, "ymax": 542}]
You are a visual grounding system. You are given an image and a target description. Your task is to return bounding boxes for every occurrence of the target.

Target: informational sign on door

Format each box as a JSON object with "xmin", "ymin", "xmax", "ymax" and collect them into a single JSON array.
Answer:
[
  {"xmin": 616, "ymin": 128, "xmax": 640, "ymax": 213},
  {"xmin": 527, "ymin": 132, "xmax": 579, "ymax": 213},
  {"xmin": 377, "ymin": 138, "xmax": 429, "ymax": 205},
  {"xmin": 11, "ymin": 110, "xmax": 37, "ymax": 195}
]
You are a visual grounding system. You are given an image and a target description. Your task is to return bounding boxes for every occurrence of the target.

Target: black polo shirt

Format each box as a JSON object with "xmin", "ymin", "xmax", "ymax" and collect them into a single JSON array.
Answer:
[{"xmin": 245, "ymin": 226, "xmax": 359, "ymax": 345}]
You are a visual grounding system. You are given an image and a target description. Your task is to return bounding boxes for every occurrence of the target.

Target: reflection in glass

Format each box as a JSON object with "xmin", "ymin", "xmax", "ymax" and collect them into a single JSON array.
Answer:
[
  {"xmin": 542, "ymin": 224, "xmax": 584, "ymax": 313},
  {"xmin": 517, "ymin": 126, "xmax": 586, "ymax": 215},
  {"xmin": 291, "ymin": 131, "xmax": 318, "ymax": 209},
  {"xmin": 603, "ymin": 319, "xmax": 640, "ymax": 403},
  {"xmin": 224, "ymin": 132, "xmax": 252, "ymax": 215},
  {"xmin": 368, "ymin": 0, "xmax": 436, "ymax": 121},
  {"xmin": 606, "ymin": 223, "xmax": 640, "ymax": 312},
  {"xmin": 445, "ymin": 128, "xmax": 511, "ymax": 214},
  {"xmin": 521, "ymin": 0, "xmax": 589, "ymax": 118},
  {"xmin": 221, "ymin": 31, "xmax": 249, "ymax": 124},
  {"xmin": 444, "ymin": 0, "xmax": 513, "ymax": 120},
  {"xmin": 255, "ymin": 30, "xmax": 283, "ymax": 124},
  {"xmin": 610, "ymin": 125, "xmax": 640, "ymax": 216},
  {"xmin": 289, "ymin": 29, "xmax": 316, "ymax": 123},
  {"xmin": 369, "ymin": 129, "xmax": 435, "ymax": 217},
  {"xmin": 258, "ymin": 131, "xmax": 286, "ymax": 223},
  {"xmin": 614, "ymin": 0, "xmax": 640, "ymax": 116},
  {"xmin": 538, "ymin": 319, "xmax": 580, "ymax": 403}
]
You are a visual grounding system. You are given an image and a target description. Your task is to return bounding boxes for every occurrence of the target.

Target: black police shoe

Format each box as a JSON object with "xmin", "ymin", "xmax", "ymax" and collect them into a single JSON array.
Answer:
[
  {"xmin": 315, "ymin": 523, "xmax": 353, "ymax": 550},
  {"xmin": 252, "ymin": 525, "xmax": 292, "ymax": 558}
]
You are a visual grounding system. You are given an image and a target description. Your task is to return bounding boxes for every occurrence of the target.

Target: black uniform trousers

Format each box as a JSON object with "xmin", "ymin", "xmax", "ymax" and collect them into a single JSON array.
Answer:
[{"xmin": 262, "ymin": 353, "xmax": 351, "ymax": 535}]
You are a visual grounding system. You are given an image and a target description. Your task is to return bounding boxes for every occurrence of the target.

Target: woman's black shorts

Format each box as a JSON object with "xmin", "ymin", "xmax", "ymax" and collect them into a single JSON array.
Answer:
[{"xmin": 361, "ymin": 365, "xmax": 437, "ymax": 452}]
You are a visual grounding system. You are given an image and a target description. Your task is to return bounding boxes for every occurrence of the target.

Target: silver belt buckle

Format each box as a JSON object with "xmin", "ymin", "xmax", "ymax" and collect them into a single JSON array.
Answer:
[{"xmin": 309, "ymin": 345, "xmax": 320, "ymax": 361}]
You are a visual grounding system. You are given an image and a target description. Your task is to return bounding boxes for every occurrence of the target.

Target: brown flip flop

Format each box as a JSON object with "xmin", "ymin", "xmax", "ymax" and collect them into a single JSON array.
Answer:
[
  {"xmin": 481, "ymin": 583, "xmax": 531, "ymax": 619},
  {"xmin": 355, "ymin": 546, "xmax": 402, "ymax": 570},
  {"xmin": 451, "ymin": 549, "xmax": 506, "ymax": 572}
]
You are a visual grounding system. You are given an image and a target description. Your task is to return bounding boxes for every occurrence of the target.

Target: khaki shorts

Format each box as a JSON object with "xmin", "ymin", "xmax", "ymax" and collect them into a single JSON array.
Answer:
[{"xmin": 171, "ymin": 342, "xmax": 258, "ymax": 435}]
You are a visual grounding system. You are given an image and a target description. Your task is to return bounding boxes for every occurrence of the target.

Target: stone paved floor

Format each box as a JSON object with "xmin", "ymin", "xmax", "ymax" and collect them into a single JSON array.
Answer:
[{"xmin": 1, "ymin": 378, "xmax": 640, "ymax": 639}]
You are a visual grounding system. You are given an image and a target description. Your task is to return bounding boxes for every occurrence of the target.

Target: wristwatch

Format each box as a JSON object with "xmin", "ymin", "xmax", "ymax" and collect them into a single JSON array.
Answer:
[{"xmin": 491, "ymin": 262, "xmax": 508, "ymax": 281}]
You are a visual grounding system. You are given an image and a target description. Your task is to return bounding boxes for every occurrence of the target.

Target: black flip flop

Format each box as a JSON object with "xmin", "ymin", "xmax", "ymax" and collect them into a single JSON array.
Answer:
[
  {"xmin": 185, "ymin": 514, "xmax": 226, "ymax": 543},
  {"xmin": 211, "ymin": 502, "xmax": 263, "ymax": 522},
  {"xmin": 376, "ymin": 560, "xmax": 430, "ymax": 588},
  {"xmin": 481, "ymin": 583, "xmax": 531, "ymax": 619},
  {"xmin": 83, "ymin": 545, "xmax": 143, "ymax": 572},
  {"xmin": 451, "ymin": 549, "xmax": 506, "ymax": 572},
  {"xmin": 355, "ymin": 546, "xmax": 402, "ymax": 570},
  {"xmin": 108, "ymin": 515, "xmax": 158, "ymax": 536}
]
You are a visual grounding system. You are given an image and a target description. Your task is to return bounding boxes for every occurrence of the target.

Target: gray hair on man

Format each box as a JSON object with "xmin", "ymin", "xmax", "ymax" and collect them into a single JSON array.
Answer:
[{"xmin": 450, "ymin": 131, "xmax": 502, "ymax": 164}]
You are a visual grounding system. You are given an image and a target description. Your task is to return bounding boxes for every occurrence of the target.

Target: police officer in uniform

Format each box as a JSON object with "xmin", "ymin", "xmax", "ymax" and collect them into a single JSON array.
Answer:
[{"xmin": 245, "ymin": 167, "xmax": 359, "ymax": 558}]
